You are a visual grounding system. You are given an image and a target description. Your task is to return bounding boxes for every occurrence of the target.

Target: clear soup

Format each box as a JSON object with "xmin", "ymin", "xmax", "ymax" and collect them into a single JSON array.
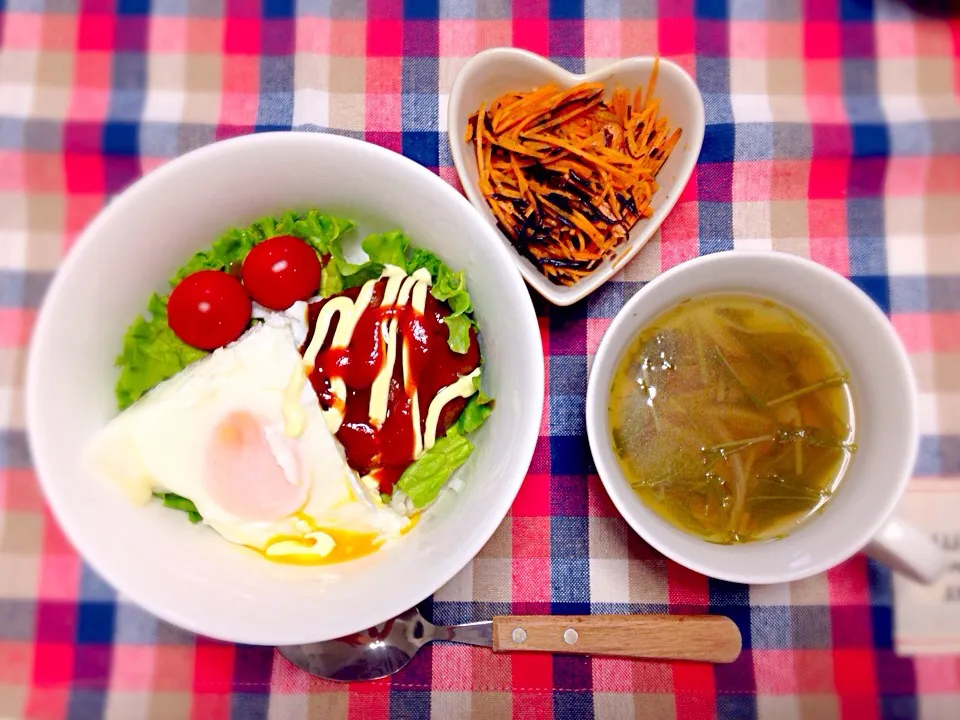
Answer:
[{"xmin": 608, "ymin": 294, "xmax": 856, "ymax": 544}]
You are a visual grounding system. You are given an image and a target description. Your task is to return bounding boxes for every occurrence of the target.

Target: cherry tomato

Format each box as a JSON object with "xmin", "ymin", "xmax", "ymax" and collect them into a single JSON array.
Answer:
[
  {"xmin": 242, "ymin": 235, "xmax": 322, "ymax": 311},
  {"xmin": 168, "ymin": 270, "xmax": 252, "ymax": 350}
]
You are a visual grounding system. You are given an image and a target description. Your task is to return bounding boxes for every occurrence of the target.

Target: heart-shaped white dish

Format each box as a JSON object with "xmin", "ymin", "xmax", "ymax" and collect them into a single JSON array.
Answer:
[{"xmin": 448, "ymin": 48, "xmax": 705, "ymax": 306}]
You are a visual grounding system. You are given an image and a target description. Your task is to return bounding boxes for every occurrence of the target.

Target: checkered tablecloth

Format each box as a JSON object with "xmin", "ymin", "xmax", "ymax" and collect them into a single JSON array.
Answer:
[{"xmin": 2, "ymin": 1, "xmax": 960, "ymax": 718}]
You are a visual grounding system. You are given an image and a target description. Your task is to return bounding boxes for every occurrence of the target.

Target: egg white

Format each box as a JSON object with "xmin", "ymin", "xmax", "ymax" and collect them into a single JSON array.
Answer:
[{"xmin": 85, "ymin": 316, "xmax": 408, "ymax": 560}]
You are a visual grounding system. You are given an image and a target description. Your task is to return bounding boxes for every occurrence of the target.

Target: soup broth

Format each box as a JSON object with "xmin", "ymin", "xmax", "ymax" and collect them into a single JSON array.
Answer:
[{"xmin": 608, "ymin": 294, "xmax": 856, "ymax": 544}]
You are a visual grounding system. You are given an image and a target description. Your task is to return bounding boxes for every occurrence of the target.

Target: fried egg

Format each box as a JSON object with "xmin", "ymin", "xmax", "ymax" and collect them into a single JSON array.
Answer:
[{"xmin": 85, "ymin": 316, "xmax": 409, "ymax": 563}]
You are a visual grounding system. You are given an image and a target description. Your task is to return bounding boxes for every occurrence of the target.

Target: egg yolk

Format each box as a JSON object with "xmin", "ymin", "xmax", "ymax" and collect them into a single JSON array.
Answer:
[
  {"xmin": 203, "ymin": 410, "xmax": 307, "ymax": 522},
  {"xmin": 259, "ymin": 515, "xmax": 420, "ymax": 566},
  {"xmin": 259, "ymin": 527, "xmax": 382, "ymax": 565}
]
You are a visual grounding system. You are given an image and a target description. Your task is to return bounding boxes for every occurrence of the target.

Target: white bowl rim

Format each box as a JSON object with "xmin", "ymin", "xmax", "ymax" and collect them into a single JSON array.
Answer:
[
  {"xmin": 585, "ymin": 249, "xmax": 919, "ymax": 585},
  {"xmin": 25, "ymin": 131, "xmax": 545, "ymax": 643},
  {"xmin": 447, "ymin": 47, "xmax": 705, "ymax": 307}
]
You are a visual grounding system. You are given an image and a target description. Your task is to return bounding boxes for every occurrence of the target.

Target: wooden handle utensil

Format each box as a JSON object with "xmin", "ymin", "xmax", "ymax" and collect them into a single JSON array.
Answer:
[{"xmin": 491, "ymin": 614, "xmax": 742, "ymax": 663}]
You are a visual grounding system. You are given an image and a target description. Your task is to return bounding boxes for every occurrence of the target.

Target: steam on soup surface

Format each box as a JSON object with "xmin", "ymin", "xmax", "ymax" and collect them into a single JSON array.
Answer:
[{"xmin": 608, "ymin": 294, "xmax": 856, "ymax": 544}]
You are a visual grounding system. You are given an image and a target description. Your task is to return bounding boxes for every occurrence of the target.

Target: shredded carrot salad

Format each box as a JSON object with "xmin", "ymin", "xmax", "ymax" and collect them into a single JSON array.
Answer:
[{"xmin": 465, "ymin": 60, "xmax": 682, "ymax": 286}]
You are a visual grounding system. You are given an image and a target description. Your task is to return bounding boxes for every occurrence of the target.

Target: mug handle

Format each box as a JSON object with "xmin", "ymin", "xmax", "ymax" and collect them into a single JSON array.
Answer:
[{"xmin": 864, "ymin": 515, "xmax": 947, "ymax": 584}]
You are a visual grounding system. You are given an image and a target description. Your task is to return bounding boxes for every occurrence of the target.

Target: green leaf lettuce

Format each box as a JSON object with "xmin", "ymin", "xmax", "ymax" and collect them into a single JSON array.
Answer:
[
  {"xmin": 361, "ymin": 230, "xmax": 409, "ymax": 269},
  {"xmin": 453, "ymin": 373, "xmax": 495, "ymax": 435},
  {"xmin": 394, "ymin": 371, "xmax": 495, "ymax": 508},
  {"xmin": 153, "ymin": 491, "xmax": 203, "ymax": 524},
  {"xmin": 395, "ymin": 432, "xmax": 474, "ymax": 508},
  {"xmin": 115, "ymin": 294, "xmax": 207, "ymax": 410},
  {"xmin": 379, "ymin": 240, "xmax": 480, "ymax": 355}
]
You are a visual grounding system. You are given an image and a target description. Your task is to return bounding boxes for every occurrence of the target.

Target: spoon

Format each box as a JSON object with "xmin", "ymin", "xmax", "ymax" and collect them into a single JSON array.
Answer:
[{"xmin": 277, "ymin": 607, "xmax": 742, "ymax": 681}]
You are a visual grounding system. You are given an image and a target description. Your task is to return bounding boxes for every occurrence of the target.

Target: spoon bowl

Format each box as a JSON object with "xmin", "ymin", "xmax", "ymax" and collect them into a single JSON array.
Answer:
[{"xmin": 277, "ymin": 607, "xmax": 492, "ymax": 682}]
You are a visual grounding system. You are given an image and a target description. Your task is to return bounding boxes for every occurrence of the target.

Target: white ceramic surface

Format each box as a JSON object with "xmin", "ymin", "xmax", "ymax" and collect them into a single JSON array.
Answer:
[
  {"xmin": 26, "ymin": 132, "xmax": 545, "ymax": 645},
  {"xmin": 586, "ymin": 251, "xmax": 946, "ymax": 585},
  {"xmin": 448, "ymin": 48, "xmax": 705, "ymax": 307}
]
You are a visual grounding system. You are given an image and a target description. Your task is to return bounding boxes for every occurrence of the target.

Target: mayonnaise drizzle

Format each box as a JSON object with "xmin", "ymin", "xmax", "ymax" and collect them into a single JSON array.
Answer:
[
  {"xmin": 405, "ymin": 339, "xmax": 424, "ymax": 458},
  {"xmin": 282, "ymin": 264, "xmax": 479, "ymax": 466},
  {"xmin": 369, "ymin": 271, "xmax": 420, "ymax": 427},
  {"xmin": 296, "ymin": 278, "xmax": 378, "ymax": 434},
  {"xmin": 265, "ymin": 531, "xmax": 335, "ymax": 560},
  {"xmin": 423, "ymin": 367, "xmax": 481, "ymax": 451},
  {"xmin": 404, "ymin": 271, "xmax": 431, "ymax": 457},
  {"xmin": 281, "ymin": 367, "xmax": 308, "ymax": 437}
]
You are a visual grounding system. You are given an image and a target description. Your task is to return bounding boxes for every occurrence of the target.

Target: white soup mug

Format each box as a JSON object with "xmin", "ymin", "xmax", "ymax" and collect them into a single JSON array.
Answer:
[{"xmin": 586, "ymin": 251, "xmax": 946, "ymax": 585}]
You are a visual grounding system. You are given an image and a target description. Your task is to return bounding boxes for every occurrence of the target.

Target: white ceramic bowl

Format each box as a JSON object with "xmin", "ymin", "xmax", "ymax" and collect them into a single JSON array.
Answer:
[
  {"xmin": 586, "ymin": 251, "xmax": 945, "ymax": 585},
  {"xmin": 26, "ymin": 132, "xmax": 544, "ymax": 645},
  {"xmin": 448, "ymin": 48, "xmax": 705, "ymax": 307}
]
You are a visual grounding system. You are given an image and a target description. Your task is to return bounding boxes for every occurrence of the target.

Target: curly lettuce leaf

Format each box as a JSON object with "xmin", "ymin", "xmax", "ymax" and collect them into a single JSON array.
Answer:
[
  {"xmin": 395, "ymin": 433, "xmax": 474, "ymax": 508},
  {"xmin": 348, "ymin": 234, "xmax": 481, "ymax": 354},
  {"xmin": 362, "ymin": 230, "xmax": 409, "ymax": 269},
  {"xmin": 172, "ymin": 229, "xmax": 256, "ymax": 283},
  {"xmin": 342, "ymin": 262, "xmax": 384, "ymax": 289},
  {"xmin": 387, "ymin": 243, "xmax": 479, "ymax": 354},
  {"xmin": 325, "ymin": 229, "xmax": 407, "ymax": 293},
  {"xmin": 442, "ymin": 315, "xmax": 473, "ymax": 354},
  {"xmin": 319, "ymin": 261, "xmax": 345, "ymax": 296},
  {"xmin": 332, "ymin": 235, "xmax": 384, "ymax": 289},
  {"xmin": 327, "ymin": 236, "xmax": 366, "ymax": 277},
  {"xmin": 153, "ymin": 491, "xmax": 202, "ymax": 524},
  {"xmin": 406, "ymin": 247, "xmax": 443, "ymax": 277},
  {"xmin": 274, "ymin": 209, "xmax": 356, "ymax": 259},
  {"xmin": 322, "ymin": 239, "xmax": 384, "ymax": 294},
  {"xmin": 171, "ymin": 210, "xmax": 354, "ymax": 284},
  {"xmin": 115, "ymin": 294, "xmax": 208, "ymax": 410},
  {"xmin": 430, "ymin": 265, "xmax": 470, "ymax": 313},
  {"xmin": 454, "ymin": 374, "xmax": 495, "ymax": 435},
  {"xmin": 393, "ymin": 373, "xmax": 494, "ymax": 508}
]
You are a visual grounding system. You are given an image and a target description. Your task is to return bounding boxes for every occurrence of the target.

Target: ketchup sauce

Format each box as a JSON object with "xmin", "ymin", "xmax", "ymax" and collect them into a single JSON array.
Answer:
[{"xmin": 301, "ymin": 280, "xmax": 481, "ymax": 493}]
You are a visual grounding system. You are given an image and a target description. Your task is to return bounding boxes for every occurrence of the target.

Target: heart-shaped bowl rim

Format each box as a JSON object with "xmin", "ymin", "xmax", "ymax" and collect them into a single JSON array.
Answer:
[{"xmin": 448, "ymin": 47, "xmax": 705, "ymax": 307}]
